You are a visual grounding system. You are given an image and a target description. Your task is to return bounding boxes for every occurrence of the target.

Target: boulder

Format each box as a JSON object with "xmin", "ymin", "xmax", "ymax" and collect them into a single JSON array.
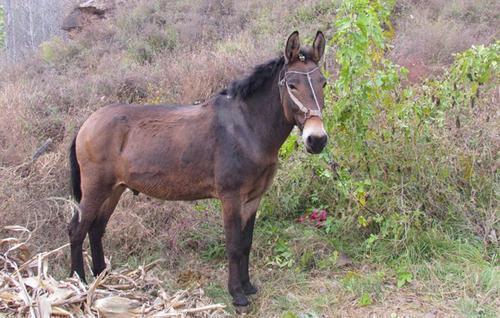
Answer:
[
  {"xmin": 61, "ymin": 0, "xmax": 118, "ymax": 33},
  {"xmin": 78, "ymin": 0, "xmax": 116, "ymax": 12}
]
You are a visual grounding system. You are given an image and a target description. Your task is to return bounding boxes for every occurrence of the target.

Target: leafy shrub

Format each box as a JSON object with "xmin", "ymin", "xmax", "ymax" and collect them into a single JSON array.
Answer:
[
  {"xmin": 39, "ymin": 37, "xmax": 86, "ymax": 67},
  {"xmin": 126, "ymin": 26, "xmax": 178, "ymax": 64}
]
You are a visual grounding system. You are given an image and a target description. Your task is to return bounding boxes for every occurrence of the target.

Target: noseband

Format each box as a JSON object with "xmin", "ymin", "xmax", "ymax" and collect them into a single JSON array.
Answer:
[{"xmin": 278, "ymin": 66, "xmax": 322, "ymax": 119}]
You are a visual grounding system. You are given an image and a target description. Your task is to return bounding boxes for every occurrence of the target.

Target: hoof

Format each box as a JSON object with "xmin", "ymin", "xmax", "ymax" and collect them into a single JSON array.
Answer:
[
  {"xmin": 242, "ymin": 282, "xmax": 258, "ymax": 295},
  {"xmin": 235, "ymin": 304, "xmax": 251, "ymax": 314},
  {"xmin": 70, "ymin": 271, "xmax": 87, "ymax": 284},
  {"xmin": 92, "ymin": 267, "xmax": 106, "ymax": 277},
  {"xmin": 232, "ymin": 293, "xmax": 249, "ymax": 307}
]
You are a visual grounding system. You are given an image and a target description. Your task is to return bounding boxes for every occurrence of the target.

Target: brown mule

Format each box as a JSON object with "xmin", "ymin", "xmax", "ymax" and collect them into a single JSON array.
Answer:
[{"xmin": 69, "ymin": 31, "xmax": 328, "ymax": 306}]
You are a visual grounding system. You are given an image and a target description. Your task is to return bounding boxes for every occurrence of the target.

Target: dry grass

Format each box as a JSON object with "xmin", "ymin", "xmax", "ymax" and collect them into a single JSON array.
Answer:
[{"xmin": 391, "ymin": 0, "xmax": 499, "ymax": 82}]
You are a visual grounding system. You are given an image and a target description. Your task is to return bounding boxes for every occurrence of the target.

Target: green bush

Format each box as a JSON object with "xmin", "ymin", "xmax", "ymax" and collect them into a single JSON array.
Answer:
[
  {"xmin": 126, "ymin": 27, "xmax": 177, "ymax": 64},
  {"xmin": 39, "ymin": 37, "xmax": 86, "ymax": 66}
]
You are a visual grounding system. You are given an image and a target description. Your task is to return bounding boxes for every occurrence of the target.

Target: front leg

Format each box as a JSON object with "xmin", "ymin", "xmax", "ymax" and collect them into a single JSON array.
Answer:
[
  {"xmin": 240, "ymin": 197, "xmax": 261, "ymax": 295},
  {"xmin": 221, "ymin": 195, "xmax": 248, "ymax": 306}
]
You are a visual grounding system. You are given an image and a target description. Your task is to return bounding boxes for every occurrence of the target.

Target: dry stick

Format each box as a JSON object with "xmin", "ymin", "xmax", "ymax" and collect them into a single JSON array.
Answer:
[
  {"xmin": 12, "ymin": 261, "xmax": 36, "ymax": 317},
  {"xmin": 86, "ymin": 268, "xmax": 109, "ymax": 307},
  {"xmin": 51, "ymin": 294, "xmax": 87, "ymax": 307},
  {"xmin": 143, "ymin": 258, "xmax": 164, "ymax": 272},
  {"xmin": 116, "ymin": 273, "xmax": 139, "ymax": 287},
  {"xmin": 32, "ymin": 138, "xmax": 53, "ymax": 161},
  {"xmin": 151, "ymin": 304, "xmax": 227, "ymax": 317},
  {"xmin": 124, "ymin": 258, "xmax": 164, "ymax": 279},
  {"xmin": 100, "ymin": 283, "xmax": 135, "ymax": 291}
]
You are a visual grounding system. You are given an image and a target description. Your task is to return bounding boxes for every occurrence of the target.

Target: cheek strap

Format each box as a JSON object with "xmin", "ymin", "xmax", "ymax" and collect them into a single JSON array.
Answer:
[{"xmin": 279, "ymin": 67, "xmax": 322, "ymax": 119}]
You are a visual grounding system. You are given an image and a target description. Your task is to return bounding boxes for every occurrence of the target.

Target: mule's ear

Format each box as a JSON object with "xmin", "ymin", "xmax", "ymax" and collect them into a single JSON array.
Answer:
[
  {"xmin": 312, "ymin": 31, "xmax": 326, "ymax": 63},
  {"xmin": 285, "ymin": 31, "xmax": 301, "ymax": 63}
]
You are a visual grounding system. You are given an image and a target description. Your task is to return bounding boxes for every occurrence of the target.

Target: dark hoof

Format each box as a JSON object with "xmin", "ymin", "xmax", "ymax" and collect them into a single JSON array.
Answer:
[
  {"xmin": 242, "ymin": 281, "xmax": 258, "ymax": 295},
  {"xmin": 93, "ymin": 267, "xmax": 107, "ymax": 278},
  {"xmin": 232, "ymin": 293, "xmax": 249, "ymax": 307},
  {"xmin": 70, "ymin": 271, "xmax": 87, "ymax": 284},
  {"xmin": 235, "ymin": 304, "xmax": 251, "ymax": 314}
]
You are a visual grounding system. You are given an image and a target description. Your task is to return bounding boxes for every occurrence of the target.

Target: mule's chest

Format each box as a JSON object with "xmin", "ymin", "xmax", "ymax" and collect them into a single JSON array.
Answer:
[{"xmin": 240, "ymin": 162, "xmax": 278, "ymax": 201}]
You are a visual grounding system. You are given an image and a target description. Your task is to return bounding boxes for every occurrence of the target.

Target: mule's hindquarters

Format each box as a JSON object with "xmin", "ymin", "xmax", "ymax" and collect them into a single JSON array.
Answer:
[{"xmin": 68, "ymin": 134, "xmax": 125, "ymax": 280}]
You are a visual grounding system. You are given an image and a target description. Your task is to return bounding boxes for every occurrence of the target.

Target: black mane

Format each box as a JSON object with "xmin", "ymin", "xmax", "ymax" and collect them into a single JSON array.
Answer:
[{"xmin": 221, "ymin": 56, "xmax": 285, "ymax": 99}]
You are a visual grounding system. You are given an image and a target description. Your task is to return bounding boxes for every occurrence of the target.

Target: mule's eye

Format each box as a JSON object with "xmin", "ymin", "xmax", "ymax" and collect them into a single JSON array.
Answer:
[
  {"xmin": 288, "ymin": 84, "xmax": 297, "ymax": 90},
  {"xmin": 322, "ymin": 81, "xmax": 327, "ymax": 88}
]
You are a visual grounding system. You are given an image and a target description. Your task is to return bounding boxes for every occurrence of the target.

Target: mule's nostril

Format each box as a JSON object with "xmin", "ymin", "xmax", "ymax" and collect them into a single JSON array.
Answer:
[
  {"xmin": 307, "ymin": 135, "xmax": 327, "ymax": 146},
  {"xmin": 307, "ymin": 135, "xmax": 314, "ymax": 145},
  {"xmin": 318, "ymin": 134, "xmax": 327, "ymax": 146},
  {"xmin": 305, "ymin": 134, "xmax": 328, "ymax": 154}
]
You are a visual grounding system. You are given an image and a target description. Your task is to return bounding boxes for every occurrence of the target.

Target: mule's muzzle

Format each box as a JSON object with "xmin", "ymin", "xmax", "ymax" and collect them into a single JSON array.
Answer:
[
  {"xmin": 305, "ymin": 134, "xmax": 327, "ymax": 154},
  {"xmin": 302, "ymin": 117, "xmax": 327, "ymax": 154}
]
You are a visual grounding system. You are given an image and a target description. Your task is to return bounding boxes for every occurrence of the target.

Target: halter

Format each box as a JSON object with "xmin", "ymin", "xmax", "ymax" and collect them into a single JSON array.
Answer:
[{"xmin": 278, "ymin": 66, "xmax": 322, "ymax": 119}]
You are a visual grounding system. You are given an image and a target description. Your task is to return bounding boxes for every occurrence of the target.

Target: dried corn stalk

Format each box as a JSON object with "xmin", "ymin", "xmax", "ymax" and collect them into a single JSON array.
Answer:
[{"xmin": 0, "ymin": 226, "xmax": 227, "ymax": 317}]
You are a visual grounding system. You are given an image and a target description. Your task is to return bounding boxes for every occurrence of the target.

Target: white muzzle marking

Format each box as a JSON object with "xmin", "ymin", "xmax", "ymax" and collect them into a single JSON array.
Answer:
[{"xmin": 302, "ymin": 119, "xmax": 326, "ymax": 144}]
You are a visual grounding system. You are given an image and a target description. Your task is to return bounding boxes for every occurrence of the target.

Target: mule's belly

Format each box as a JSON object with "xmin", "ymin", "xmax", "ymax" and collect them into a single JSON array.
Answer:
[
  {"xmin": 124, "ymin": 171, "xmax": 215, "ymax": 200},
  {"xmin": 119, "ymin": 151, "xmax": 216, "ymax": 201}
]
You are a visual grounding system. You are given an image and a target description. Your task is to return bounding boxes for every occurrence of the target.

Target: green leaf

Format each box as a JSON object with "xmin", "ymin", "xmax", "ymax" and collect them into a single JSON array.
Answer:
[
  {"xmin": 359, "ymin": 292, "xmax": 373, "ymax": 306},
  {"xmin": 281, "ymin": 312, "xmax": 300, "ymax": 318},
  {"xmin": 279, "ymin": 135, "xmax": 298, "ymax": 158},
  {"xmin": 357, "ymin": 215, "xmax": 368, "ymax": 227},
  {"xmin": 397, "ymin": 271, "xmax": 413, "ymax": 288}
]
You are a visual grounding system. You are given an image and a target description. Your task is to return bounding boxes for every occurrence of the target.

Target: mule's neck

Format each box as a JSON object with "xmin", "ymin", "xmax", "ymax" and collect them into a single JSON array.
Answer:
[{"xmin": 240, "ymin": 68, "xmax": 294, "ymax": 155}]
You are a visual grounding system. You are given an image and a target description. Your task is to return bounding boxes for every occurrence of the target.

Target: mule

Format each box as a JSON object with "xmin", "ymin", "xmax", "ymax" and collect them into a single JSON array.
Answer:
[{"xmin": 69, "ymin": 31, "xmax": 328, "ymax": 306}]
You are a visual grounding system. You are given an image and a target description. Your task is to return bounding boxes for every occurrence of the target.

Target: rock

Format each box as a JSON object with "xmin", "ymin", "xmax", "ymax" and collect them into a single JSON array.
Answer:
[
  {"xmin": 424, "ymin": 310, "xmax": 439, "ymax": 318},
  {"xmin": 62, "ymin": 0, "xmax": 118, "ymax": 33},
  {"xmin": 336, "ymin": 252, "xmax": 353, "ymax": 267},
  {"xmin": 235, "ymin": 305, "xmax": 251, "ymax": 314},
  {"xmin": 78, "ymin": 0, "xmax": 116, "ymax": 12}
]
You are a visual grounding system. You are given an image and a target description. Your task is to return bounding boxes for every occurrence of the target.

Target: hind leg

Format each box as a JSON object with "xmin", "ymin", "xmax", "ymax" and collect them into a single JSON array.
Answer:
[
  {"xmin": 88, "ymin": 186, "xmax": 125, "ymax": 276},
  {"xmin": 68, "ymin": 182, "xmax": 112, "ymax": 281},
  {"xmin": 68, "ymin": 211, "xmax": 87, "ymax": 280}
]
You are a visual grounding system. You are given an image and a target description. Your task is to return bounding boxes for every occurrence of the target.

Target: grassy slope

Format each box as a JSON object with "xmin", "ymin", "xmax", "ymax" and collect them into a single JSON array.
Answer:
[{"xmin": 0, "ymin": 0, "xmax": 498, "ymax": 317}]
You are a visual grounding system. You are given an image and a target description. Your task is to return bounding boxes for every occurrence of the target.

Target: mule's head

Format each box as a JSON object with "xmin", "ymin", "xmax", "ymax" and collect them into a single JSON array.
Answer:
[{"xmin": 280, "ymin": 31, "xmax": 327, "ymax": 154}]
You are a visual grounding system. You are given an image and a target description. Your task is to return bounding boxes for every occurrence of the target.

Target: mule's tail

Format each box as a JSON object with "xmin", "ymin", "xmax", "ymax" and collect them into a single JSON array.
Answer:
[{"xmin": 69, "ymin": 136, "xmax": 82, "ymax": 203}]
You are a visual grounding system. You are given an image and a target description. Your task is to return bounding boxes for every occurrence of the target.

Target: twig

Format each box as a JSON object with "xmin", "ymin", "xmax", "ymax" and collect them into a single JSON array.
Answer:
[{"xmin": 32, "ymin": 138, "xmax": 53, "ymax": 161}]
